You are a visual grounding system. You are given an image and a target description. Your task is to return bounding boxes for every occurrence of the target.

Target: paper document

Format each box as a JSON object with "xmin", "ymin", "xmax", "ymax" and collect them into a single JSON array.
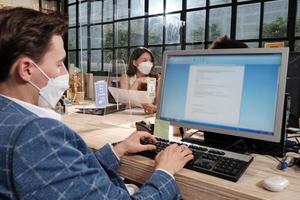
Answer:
[{"xmin": 108, "ymin": 87, "xmax": 155, "ymax": 107}]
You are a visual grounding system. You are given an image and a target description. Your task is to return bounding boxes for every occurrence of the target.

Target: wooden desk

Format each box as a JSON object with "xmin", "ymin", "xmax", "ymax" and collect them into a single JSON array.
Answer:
[{"xmin": 62, "ymin": 109, "xmax": 300, "ymax": 200}]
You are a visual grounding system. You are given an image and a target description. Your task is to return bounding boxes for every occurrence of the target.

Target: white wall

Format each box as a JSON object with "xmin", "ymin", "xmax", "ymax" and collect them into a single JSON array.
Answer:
[{"xmin": 0, "ymin": 0, "xmax": 39, "ymax": 10}]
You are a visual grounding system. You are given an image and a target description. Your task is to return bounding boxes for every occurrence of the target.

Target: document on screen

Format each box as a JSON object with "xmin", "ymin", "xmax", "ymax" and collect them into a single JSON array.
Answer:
[
  {"xmin": 108, "ymin": 87, "xmax": 155, "ymax": 107},
  {"xmin": 184, "ymin": 64, "xmax": 245, "ymax": 126}
]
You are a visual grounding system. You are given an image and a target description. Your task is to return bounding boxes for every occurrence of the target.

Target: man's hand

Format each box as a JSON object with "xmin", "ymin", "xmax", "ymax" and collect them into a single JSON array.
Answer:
[
  {"xmin": 142, "ymin": 103, "xmax": 157, "ymax": 114},
  {"xmin": 113, "ymin": 131, "xmax": 157, "ymax": 159},
  {"xmin": 155, "ymin": 144, "xmax": 193, "ymax": 175}
]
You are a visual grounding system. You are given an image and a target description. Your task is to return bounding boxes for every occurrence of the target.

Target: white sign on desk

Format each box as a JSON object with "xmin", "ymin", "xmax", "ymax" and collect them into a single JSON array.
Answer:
[{"xmin": 94, "ymin": 80, "xmax": 108, "ymax": 108}]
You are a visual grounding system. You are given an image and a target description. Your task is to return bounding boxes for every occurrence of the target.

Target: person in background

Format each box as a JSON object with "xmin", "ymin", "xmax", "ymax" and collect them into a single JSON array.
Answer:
[
  {"xmin": 120, "ymin": 47, "xmax": 160, "ymax": 114},
  {"xmin": 0, "ymin": 7, "xmax": 193, "ymax": 199},
  {"xmin": 209, "ymin": 35, "xmax": 248, "ymax": 49}
]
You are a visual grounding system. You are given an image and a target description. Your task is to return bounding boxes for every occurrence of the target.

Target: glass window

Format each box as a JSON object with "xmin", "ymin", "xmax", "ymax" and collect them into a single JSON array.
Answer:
[
  {"xmin": 148, "ymin": 47, "xmax": 163, "ymax": 66},
  {"xmin": 116, "ymin": 0, "xmax": 128, "ymax": 19},
  {"xmin": 91, "ymin": 1, "xmax": 102, "ymax": 24},
  {"xmin": 68, "ymin": 28, "xmax": 76, "ymax": 50},
  {"xmin": 115, "ymin": 48, "xmax": 128, "ymax": 74},
  {"xmin": 166, "ymin": 0, "xmax": 182, "ymax": 13},
  {"xmin": 68, "ymin": 5, "xmax": 76, "ymax": 26},
  {"xmin": 91, "ymin": 25, "xmax": 102, "ymax": 48},
  {"xmin": 79, "ymin": 50, "xmax": 88, "ymax": 72},
  {"xmin": 103, "ymin": 50, "xmax": 113, "ymax": 72},
  {"xmin": 68, "ymin": 51, "xmax": 76, "ymax": 67},
  {"xmin": 149, "ymin": 16, "xmax": 163, "ymax": 45},
  {"xmin": 294, "ymin": 40, "xmax": 300, "ymax": 52},
  {"xmin": 236, "ymin": 3, "xmax": 260, "ymax": 40},
  {"xmin": 78, "ymin": 26, "xmax": 88, "ymax": 49},
  {"xmin": 103, "ymin": 0, "xmax": 113, "ymax": 22},
  {"xmin": 115, "ymin": 21, "xmax": 128, "ymax": 47},
  {"xmin": 68, "ymin": 0, "xmax": 76, "ymax": 4},
  {"xmin": 209, "ymin": 7, "xmax": 231, "ymax": 41},
  {"xmin": 185, "ymin": 44, "xmax": 204, "ymax": 50},
  {"xmin": 295, "ymin": 0, "xmax": 300, "ymax": 36},
  {"xmin": 209, "ymin": 0, "xmax": 231, "ymax": 6},
  {"xmin": 130, "ymin": 19, "xmax": 144, "ymax": 46},
  {"xmin": 131, "ymin": 0, "xmax": 145, "ymax": 17},
  {"xmin": 91, "ymin": 50, "xmax": 102, "ymax": 72},
  {"xmin": 263, "ymin": 0, "xmax": 288, "ymax": 38},
  {"xmin": 103, "ymin": 24, "xmax": 113, "ymax": 48},
  {"xmin": 166, "ymin": 14, "xmax": 181, "ymax": 44},
  {"xmin": 165, "ymin": 45, "xmax": 181, "ymax": 50},
  {"xmin": 79, "ymin": 2, "xmax": 88, "ymax": 25},
  {"xmin": 186, "ymin": 10, "xmax": 205, "ymax": 43},
  {"xmin": 187, "ymin": 0, "xmax": 206, "ymax": 9},
  {"xmin": 244, "ymin": 42, "xmax": 259, "ymax": 48},
  {"xmin": 149, "ymin": 0, "xmax": 163, "ymax": 15}
]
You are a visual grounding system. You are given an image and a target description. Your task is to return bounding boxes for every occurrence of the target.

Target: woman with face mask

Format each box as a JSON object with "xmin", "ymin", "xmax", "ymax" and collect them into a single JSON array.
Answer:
[{"xmin": 120, "ymin": 47, "xmax": 159, "ymax": 114}]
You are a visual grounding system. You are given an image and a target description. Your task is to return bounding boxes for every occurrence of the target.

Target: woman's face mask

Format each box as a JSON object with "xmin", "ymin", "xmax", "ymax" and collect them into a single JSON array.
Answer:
[
  {"xmin": 28, "ymin": 62, "xmax": 69, "ymax": 109},
  {"xmin": 138, "ymin": 61, "xmax": 153, "ymax": 75}
]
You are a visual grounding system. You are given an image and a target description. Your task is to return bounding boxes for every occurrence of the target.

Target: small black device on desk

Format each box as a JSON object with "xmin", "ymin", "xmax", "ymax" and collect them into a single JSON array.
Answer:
[
  {"xmin": 135, "ymin": 121, "xmax": 154, "ymax": 134},
  {"xmin": 76, "ymin": 104, "xmax": 126, "ymax": 115},
  {"xmin": 139, "ymin": 137, "xmax": 253, "ymax": 182}
]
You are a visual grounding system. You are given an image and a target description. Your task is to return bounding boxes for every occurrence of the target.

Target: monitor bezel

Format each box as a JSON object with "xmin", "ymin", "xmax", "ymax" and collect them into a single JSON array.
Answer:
[{"xmin": 156, "ymin": 48, "xmax": 289, "ymax": 143}]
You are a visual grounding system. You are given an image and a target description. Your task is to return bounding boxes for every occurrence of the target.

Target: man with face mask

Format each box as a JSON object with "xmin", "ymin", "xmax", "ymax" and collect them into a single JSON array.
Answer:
[{"xmin": 0, "ymin": 7, "xmax": 193, "ymax": 200}]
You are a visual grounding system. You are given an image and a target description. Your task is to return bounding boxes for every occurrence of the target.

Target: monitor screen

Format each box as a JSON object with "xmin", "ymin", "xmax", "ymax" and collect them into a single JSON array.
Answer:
[{"xmin": 157, "ymin": 48, "xmax": 289, "ymax": 143}]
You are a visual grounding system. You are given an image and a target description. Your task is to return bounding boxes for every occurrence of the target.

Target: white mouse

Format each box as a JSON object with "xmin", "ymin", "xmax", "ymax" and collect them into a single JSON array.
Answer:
[{"xmin": 262, "ymin": 175, "xmax": 289, "ymax": 192}]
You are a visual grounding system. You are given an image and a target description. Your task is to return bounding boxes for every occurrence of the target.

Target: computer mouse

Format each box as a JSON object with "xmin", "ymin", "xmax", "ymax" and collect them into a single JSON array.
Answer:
[{"xmin": 262, "ymin": 175, "xmax": 289, "ymax": 192}]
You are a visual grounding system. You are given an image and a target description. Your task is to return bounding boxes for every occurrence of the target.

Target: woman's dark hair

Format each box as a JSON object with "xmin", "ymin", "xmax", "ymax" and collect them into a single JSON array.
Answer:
[
  {"xmin": 126, "ymin": 47, "xmax": 155, "ymax": 77},
  {"xmin": 0, "ymin": 7, "xmax": 68, "ymax": 82},
  {"xmin": 210, "ymin": 35, "xmax": 248, "ymax": 49}
]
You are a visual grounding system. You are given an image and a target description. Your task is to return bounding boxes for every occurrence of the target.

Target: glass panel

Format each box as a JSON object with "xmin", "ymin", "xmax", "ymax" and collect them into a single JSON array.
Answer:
[
  {"xmin": 149, "ymin": 16, "xmax": 163, "ymax": 45},
  {"xmin": 149, "ymin": 0, "xmax": 163, "ymax": 15},
  {"xmin": 165, "ymin": 45, "xmax": 181, "ymax": 50},
  {"xmin": 130, "ymin": 19, "xmax": 144, "ymax": 46},
  {"xmin": 166, "ymin": 14, "xmax": 181, "ymax": 44},
  {"xmin": 116, "ymin": 0, "xmax": 128, "ymax": 19},
  {"xmin": 115, "ymin": 21, "xmax": 128, "ymax": 47},
  {"xmin": 263, "ymin": 0, "xmax": 288, "ymax": 38},
  {"xmin": 187, "ymin": 0, "xmax": 206, "ymax": 9},
  {"xmin": 185, "ymin": 44, "xmax": 204, "ymax": 50},
  {"xmin": 103, "ymin": 24, "xmax": 113, "ymax": 48},
  {"xmin": 79, "ymin": 2, "xmax": 88, "ymax": 25},
  {"xmin": 79, "ymin": 50, "xmax": 88, "ymax": 72},
  {"xmin": 103, "ymin": 0, "xmax": 113, "ymax": 22},
  {"xmin": 68, "ymin": 5, "xmax": 76, "ymax": 26},
  {"xmin": 68, "ymin": 51, "xmax": 76, "ymax": 67},
  {"xmin": 210, "ymin": 0, "xmax": 231, "ymax": 6},
  {"xmin": 148, "ymin": 47, "xmax": 162, "ymax": 66},
  {"xmin": 295, "ymin": 0, "xmax": 300, "ymax": 36},
  {"xmin": 244, "ymin": 42, "xmax": 259, "ymax": 48},
  {"xmin": 166, "ymin": 0, "xmax": 182, "ymax": 12},
  {"xmin": 209, "ymin": 7, "xmax": 231, "ymax": 41},
  {"xmin": 68, "ymin": 0, "xmax": 76, "ymax": 4},
  {"xmin": 294, "ymin": 40, "xmax": 300, "ymax": 52},
  {"xmin": 91, "ymin": 25, "xmax": 101, "ymax": 48},
  {"xmin": 68, "ymin": 28, "xmax": 76, "ymax": 50},
  {"xmin": 237, "ymin": 0, "xmax": 251, "ymax": 2},
  {"xmin": 131, "ymin": 0, "xmax": 145, "ymax": 17},
  {"xmin": 103, "ymin": 50, "xmax": 113, "ymax": 72},
  {"xmin": 236, "ymin": 3, "xmax": 260, "ymax": 40},
  {"xmin": 186, "ymin": 10, "xmax": 205, "ymax": 43},
  {"xmin": 78, "ymin": 26, "xmax": 88, "ymax": 49},
  {"xmin": 90, "ymin": 50, "xmax": 102, "ymax": 72},
  {"xmin": 91, "ymin": 1, "xmax": 102, "ymax": 24},
  {"xmin": 115, "ymin": 48, "xmax": 128, "ymax": 74}
]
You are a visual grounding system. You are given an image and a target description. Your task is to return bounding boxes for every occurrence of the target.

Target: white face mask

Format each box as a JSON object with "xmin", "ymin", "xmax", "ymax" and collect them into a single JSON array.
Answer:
[
  {"xmin": 138, "ymin": 61, "xmax": 153, "ymax": 75},
  {"xmin": 28, "ymin": 62, "xmax": 69, "ymax": 109}
]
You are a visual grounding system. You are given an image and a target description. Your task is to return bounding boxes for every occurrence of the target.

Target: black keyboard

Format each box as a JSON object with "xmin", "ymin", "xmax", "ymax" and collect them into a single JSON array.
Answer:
[{"xmin": 139, "ymin": 137, "xmax": 253, "ymax": 182}]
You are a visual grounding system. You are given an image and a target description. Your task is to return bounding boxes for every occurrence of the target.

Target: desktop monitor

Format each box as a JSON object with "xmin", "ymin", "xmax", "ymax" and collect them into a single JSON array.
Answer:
[{"xmin": 157, "ymin": 48, "xmax": 289, "ymax": 156}]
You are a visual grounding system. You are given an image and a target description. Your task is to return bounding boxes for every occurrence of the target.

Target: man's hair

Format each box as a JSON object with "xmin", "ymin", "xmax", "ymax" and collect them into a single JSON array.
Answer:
[
  {"xmin": 210, "ymin": 35, "xmax": 248, "ymax": 49},
  {"xmin": 0, "ymin": 7, "xmax": 68, "ymax": 82}
]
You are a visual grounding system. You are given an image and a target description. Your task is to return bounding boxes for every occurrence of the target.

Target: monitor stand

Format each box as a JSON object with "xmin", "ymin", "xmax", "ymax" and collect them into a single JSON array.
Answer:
[{"xmin": 183, "ymin": 94, "xmax": 289, "ymax": 158}]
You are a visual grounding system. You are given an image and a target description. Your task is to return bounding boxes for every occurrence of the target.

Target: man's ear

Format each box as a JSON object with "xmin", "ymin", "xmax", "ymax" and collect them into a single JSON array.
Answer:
[{"xmin": 14, "ymin": 57, "xmax": 34, "ymax": 82}]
